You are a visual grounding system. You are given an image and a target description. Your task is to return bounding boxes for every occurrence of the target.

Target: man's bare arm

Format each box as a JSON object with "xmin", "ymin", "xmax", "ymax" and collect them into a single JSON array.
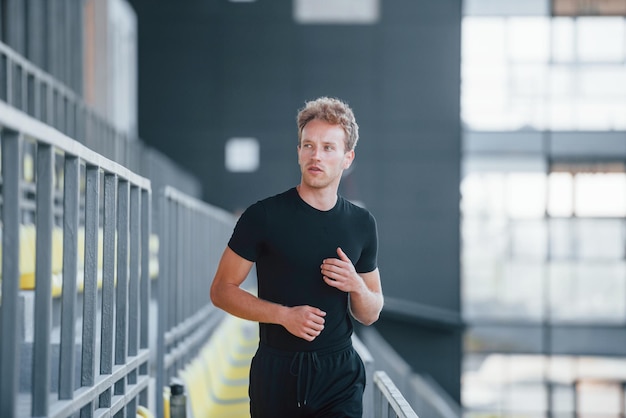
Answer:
[{"xmin": 210, "ymin": 247, "xmax": 326, "ymax": 341}]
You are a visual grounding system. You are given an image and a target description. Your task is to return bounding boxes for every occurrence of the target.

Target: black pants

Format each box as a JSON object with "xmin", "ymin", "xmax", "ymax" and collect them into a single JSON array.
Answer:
[{"xmin": 249, "ymin": 340, "xmax": 366, "ymax": 418}]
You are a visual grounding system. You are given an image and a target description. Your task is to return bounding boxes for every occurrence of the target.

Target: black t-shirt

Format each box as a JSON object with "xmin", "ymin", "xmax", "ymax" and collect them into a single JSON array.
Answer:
[{"xmin": 228, "ymin": 187, "xmax": 378, "ymax": 352}]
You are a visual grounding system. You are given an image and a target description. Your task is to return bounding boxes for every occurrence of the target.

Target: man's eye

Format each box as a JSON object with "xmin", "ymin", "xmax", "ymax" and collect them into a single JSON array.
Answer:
[{"xmin": 325, "ymin": 146, "xmax": 334, "ymax": 151}]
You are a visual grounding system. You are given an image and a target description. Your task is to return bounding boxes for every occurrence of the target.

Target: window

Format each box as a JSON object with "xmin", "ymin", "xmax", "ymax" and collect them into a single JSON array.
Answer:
[
  {"xmin": 462, "ymin": 16, "xmax": 626, "ymax": 130},
  {"xmin": 293, "ymin": 0, "xmax": 379, "ymax": 24},
  {"xmin": 225, "ymin": 137, "xmax": 260, "ymax": 173}
]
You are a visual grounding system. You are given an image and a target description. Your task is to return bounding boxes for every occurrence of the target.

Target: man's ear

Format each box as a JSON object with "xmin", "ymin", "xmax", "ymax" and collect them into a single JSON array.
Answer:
[{"xmin": 343, "ymin": 149, "xmax": 355, "ymax": 169}]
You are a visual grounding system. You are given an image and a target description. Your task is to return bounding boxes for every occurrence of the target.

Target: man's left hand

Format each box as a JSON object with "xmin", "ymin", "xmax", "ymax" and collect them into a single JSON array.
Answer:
[{"xmin": 321, "ymin": 247, "xmax": 365, "ymax": 293}]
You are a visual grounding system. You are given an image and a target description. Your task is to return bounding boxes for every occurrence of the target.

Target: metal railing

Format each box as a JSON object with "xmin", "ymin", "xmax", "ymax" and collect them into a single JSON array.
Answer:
[
  {"xmin": 0, "ymin": 99, "xmax": 152, "ymax": 417},
  {"xmin": 0, "ymin": 41, "xmax": 141, "ymax": 172},
  {"xmin": 373, "ymin": 371, "xmax": 420, "ymax": 418},
  {"xmin": 156, "ymin": 186, "xmax": 239, "ymax": 418},
  {"xmin": 0, "ymin": 40, "xmax": 202, "ymax": 198},
  {"xmin": 361, "ymin": 326, "xmax": 462, "ymax": 418}
]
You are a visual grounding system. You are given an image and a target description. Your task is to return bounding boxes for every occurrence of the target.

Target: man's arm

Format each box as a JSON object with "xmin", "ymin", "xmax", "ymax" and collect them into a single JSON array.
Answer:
[
  {"xmin": 210, "ymin": 246, "xmax": 326, "ymax": 341},
  {"xmin": 348, "ymin": 268, "xmax": 383, "ymax": 325},
  {"xmin": 321, "ymin": 247, "xmax": 383, "ymax": 326}
]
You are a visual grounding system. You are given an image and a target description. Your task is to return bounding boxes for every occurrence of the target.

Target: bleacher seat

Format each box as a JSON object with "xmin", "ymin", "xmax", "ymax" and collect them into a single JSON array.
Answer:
[
  {"xmin": 0, "ymin": 223, "xmax": 160, "ymax": 300},
  {"xmin": 178, "ymin": 315, "xmax": 258, "ymax": 418}
]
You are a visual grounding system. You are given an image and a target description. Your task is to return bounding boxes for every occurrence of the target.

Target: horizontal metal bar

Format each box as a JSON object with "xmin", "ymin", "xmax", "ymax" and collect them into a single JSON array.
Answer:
[
  {"xmin": 0, "ymin": 100, "xmax": 150, "ymax": 189},
  {"xmin": 163, "ymin": 186, "xmax": 235, "ymax": 224},
  {"xmin": 92, "ymin": 377, "xmax": 149, "ymax": 418},
  {"xmin": 373, "ymin": 371, "xmax": 419, "ymax": 418},
  {"xmin": 0, "ymin": 41, "xmax": 79, "ymax": 103},
  {"xmin": 164, "ymin": 305, "xmax": 217, "ymax": 346},
  {"xmin": 164, "ymin": 312, "xmax": 223, "ymax": 370},
  {"xmin": 48, "ymin": 350, "xmax": 150, "ymax": 418}
]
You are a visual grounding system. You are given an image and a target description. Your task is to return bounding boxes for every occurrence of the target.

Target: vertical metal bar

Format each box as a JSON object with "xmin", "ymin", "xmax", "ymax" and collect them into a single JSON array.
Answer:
[
  {"xmin": 56, "ymin": 92, "xmax": 65, "ymax": 133},
  {"xmin": 168, "ymin": 203, "xmax": 177, "ymax": 331},
  {"xmin": 114, "ymin": 180, "xmax": 129, "ymax": 396},
  {"xmin": 0, "ymin": 130, "xmax": 22, "ymax": 418},
  {"xmin": 40, "ymin": 82, "xmax": 48, "ymax": 124},
  {"xmin": 33, "ymin": 76, "xmax": 41, "ymax": 120},
  {"xmin": 156, "ymin": 191, "xmax": 169, "ymax": 418},
  {"xmin": 46, "ymin": 82, "xmax": 54, "ymax": 128},
  {"xmin": 374, "ymin": 381, "xmax": 382, "ymax": 417},
  {"xmin": 66, "ymin": 99, "xmax": 75, "ymax": 139},
  {"xmin": 193, "ymin": 211, "xmax": 199, "ymax": 311},
  {"xmin": 6, "ymin": 0, "xmax": 26, "ymax": 54},
  {"xmin": 182, "ymin": 206, "xmax": 189, "ymax": 322},
  {"xmin": 176, "ymin": 204, "xmax": 183, "ymax": 329},
  {"xmin": 619, "ymin": 382, "xmax": 626, "ymax": 418},
  {"xmin": 140, "ymin": 190, "xmax": 151, "ymax": 350},
  {"xmin": 32, "ymin": 143, "xmax": 54, "ymax": 417},
  {"xmin": 206, "ymin": 214, "xmax": 211, "ymax": 303},
  {"xmin": 76, "ymin": 104, "xmax": 85, "ymax": 144},
  {"xmin": 27, "ymin": 74, "xmax": 35, "ymax": 117},
  {"xmin": 26, "ymin": 0, "xmax": 45, "ymax": 68},
  {"xmin": 99, "ymin": 173, "xmax": 117, "ymax": 408},
  {"xmin": 14, "ymin": 64, "xmax": 23, "ymax": 111},
  {"xmin": 80, "ymin": 165, "xmax": 100, "ymax": 418},
  {"xmin": 51, "ymin": 90, "xmax": 58, "ymax": 130},
  {"xmin": 62, "ymin": 0, "xmax": 71, "ymax": 88},
  {"xmin": 20, "ymin": 63, "xmax": 27, "ymax": 113},
  {"xmin": 0, "ymin": 53, "xmax": 8, "ymax": 103},
  {"xmin": 45, "ymin": 0, "xmax": 58, "ymax": 79},
  {"xmin": 59, "ymin": 154, "xmax": 79, "ymax": 400},
  {"xmin": 192, "ymin": 211, "xmax": 198, "ymax": 313},
  {"xmin": 139, "ymin": 189, "xmax": 151, "ymax": 407},
  {"xmin": 71, "ymin": 0, "xmax": 83, "ymax": 96},
  {"xmin": 128, "ymin": 186, "xmax": 140, "ymax": 359},
  {"xmin": 573, "ymin": 380, "xmax": 579, "ymax": 418}
]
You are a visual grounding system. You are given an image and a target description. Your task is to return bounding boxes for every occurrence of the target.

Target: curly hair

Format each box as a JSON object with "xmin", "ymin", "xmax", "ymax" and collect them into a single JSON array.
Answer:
[{"xmin": 296, "ymin": 97, "xmax": 359, "ymax": 152}]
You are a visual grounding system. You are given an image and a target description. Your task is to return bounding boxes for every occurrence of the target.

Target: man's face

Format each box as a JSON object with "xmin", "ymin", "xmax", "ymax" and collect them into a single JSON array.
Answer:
[{"xmin": 297, "ymin": 119, "xmax": 354, "ymax": 190}]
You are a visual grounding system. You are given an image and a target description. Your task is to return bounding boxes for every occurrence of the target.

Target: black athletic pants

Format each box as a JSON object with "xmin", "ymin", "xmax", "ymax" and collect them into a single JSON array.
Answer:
[{"xmin": 249, "ymin": 340, "xmax": 366, "ymax": 418}]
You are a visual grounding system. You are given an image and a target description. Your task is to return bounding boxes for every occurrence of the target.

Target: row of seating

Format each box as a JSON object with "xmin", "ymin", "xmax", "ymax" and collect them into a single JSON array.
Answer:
[
  {"xmin": 170, "ymin": 314, "xmax": 259, "ymax": 418},
  {"xmin": 0, "ymin": 224, "xmax": 159, "ymax": 299}
]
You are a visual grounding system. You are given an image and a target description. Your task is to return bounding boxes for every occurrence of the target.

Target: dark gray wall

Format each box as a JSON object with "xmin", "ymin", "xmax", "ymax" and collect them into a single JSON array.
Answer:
[{"xmin": 129, "ymin": 0, "xmax": 462, "ymax": 402}]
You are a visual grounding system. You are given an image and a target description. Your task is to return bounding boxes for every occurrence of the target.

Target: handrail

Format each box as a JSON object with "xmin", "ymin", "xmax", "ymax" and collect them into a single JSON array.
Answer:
[
  {"xmin": 156, "ymin": 185, "xmax": 239, "ymax": 418},
  {"xmin": 373, "ymin": 371, "xmax": 420, "ymax": 418},
  {"xmin": 0, "ymin": 99, "xmax": 151, "ymax": 417}
]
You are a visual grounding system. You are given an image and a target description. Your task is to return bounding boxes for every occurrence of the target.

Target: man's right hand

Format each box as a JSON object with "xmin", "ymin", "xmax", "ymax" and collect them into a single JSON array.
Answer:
[{"xmin": 281, "ymin": 305, "xmax": 326, "ymax": 341}]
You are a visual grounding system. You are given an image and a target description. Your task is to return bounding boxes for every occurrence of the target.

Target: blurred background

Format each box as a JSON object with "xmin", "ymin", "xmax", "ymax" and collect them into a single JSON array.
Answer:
[{"xmin": 2, "ymin": 0, "xmax": 626, "ymax": 416}]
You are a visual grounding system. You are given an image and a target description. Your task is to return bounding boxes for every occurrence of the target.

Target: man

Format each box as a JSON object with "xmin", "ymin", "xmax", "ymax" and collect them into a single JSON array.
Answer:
[{"xmin": 210, "ymin": 97, "xmax": 383, "ymax": 417}]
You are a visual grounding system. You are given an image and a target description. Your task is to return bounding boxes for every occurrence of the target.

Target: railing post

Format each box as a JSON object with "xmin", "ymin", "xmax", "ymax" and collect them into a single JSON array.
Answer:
[
  {"xmin": 0, "ymin": 129, "xmax": 22, "ymax": 418},
  {"xmin": 80, "ymin": 164, "xmax": 100, "ymax": 418},
  {"xmin": 32, "ymin": 143, "xmax": 54, "ymax": 417},
  {"xmin": 59, "ymin": 154, "xmax": 80, "ymax": 400}
]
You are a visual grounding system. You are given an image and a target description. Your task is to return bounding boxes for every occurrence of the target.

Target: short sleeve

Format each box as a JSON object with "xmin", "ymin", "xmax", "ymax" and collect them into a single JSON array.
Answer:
[
  {"xmin": 355, "ymin": 212, "xmax": 378, "ymax": 274},
  {"xmin": 228, "ymin": 201, "xmax": 265, "ymax": 262}
]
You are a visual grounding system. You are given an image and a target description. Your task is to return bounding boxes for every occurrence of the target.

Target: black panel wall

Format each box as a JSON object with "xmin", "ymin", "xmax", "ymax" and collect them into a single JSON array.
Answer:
[{"xmin": 129, "ymin": 0, "xmax": 462, "ymax": 402}]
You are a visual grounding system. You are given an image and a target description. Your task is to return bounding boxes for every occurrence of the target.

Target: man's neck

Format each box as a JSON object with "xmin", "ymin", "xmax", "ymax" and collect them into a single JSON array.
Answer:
[{"xmin": 296, "ymin": 184, "xmax": 338, "ymax": 211}]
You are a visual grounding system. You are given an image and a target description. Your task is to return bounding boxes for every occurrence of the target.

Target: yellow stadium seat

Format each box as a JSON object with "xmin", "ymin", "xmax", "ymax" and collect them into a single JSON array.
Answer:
[
  {"xmin": 136, "ymin": 405, "xmax": 154, "ymax": 418},
  {"xmin": 163, "ymin": 386, "xmax": 171, "ymax": 418},
  {"xmin": 178, "ymin": 315, "xmax": 258, "ymax": 418},
  {"xmin": 19, "ymin": 224, "xmax": 37, "ymax": 289}
]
